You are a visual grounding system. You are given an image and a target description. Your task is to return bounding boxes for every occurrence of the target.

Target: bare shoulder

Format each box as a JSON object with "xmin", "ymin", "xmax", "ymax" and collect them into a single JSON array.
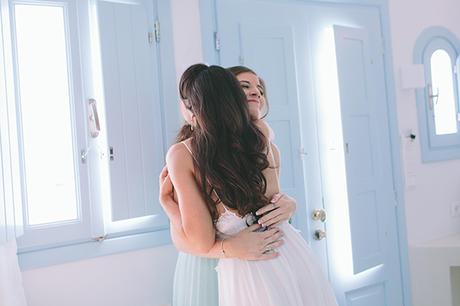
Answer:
[
  {"xmin": 254, "ymin": 120, "xmax": 275, "ymax": 141},
  {"xmin": 166, "ymin": 142, "xmax": 193, "ymax": 171},
  {"xmin": 270, "ymin": 142, "xmax": 280, "ymax": 153}
]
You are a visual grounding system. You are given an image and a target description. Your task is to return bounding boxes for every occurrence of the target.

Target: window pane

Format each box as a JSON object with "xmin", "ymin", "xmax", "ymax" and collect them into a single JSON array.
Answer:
[
  {"xmin": 14, "ymin": 4, "xmax": 79, "ymax": 225},
  {"xmin": 430, "ymin": 49, "xmax": 458, "ymax": 135}
]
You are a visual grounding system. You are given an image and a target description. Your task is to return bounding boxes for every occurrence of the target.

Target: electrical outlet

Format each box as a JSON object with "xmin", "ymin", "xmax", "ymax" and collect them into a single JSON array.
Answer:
[{"xmin": 451, "ymin": 201, "xmax": 460, "ymax": 218}]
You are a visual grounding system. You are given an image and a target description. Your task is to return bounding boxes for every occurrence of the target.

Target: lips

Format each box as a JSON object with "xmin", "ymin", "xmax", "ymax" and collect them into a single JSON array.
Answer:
[{"xmin": 247, "ymin": 99, "xmax": 260, "ymax": 104}]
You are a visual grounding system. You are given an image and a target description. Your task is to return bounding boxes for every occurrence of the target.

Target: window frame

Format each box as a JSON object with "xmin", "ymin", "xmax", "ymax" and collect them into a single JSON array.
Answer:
[
  {"xmin": 414, "ymin": 26, "xmax": 460, "ymax": 162},
  {"xmin": 0, "ymin": 0, "xmax": 178, "ymax": 269},
  {"xmin": 10, "ymin": 0, "xmax": 95, "ymax": 251},
  {"xmin": 0, "ymin": 0, "xmax": 25, "ymax": 244}
]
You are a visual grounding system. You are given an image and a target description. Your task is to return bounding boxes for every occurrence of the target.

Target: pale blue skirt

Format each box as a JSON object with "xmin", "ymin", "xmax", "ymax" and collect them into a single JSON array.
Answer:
[{"xmin": 173, "ymin": 252, "xmax": 218, "ymax": 306}]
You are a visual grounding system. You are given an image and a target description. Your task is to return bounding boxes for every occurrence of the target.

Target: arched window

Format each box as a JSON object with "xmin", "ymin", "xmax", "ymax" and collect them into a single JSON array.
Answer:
[{"xmin": 414, "ymin": 27, "xmax": 460, "ymax": 161}]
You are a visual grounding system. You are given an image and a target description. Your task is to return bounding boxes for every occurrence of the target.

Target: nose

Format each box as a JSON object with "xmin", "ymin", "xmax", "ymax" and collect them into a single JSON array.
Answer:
[{"xmin": 249, "ymin": 87, "xmax": 260, "ymax": 98}]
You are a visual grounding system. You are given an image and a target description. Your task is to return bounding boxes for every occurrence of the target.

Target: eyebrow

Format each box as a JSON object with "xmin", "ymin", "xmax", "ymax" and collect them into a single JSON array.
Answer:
[{"xmin": 239, "ymin": 80, "xmax": 263, "ymax": 90}]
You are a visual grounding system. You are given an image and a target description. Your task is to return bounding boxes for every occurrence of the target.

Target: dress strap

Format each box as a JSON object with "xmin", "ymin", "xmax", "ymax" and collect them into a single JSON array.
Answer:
[{"xmin": 181, "ymin": 141, "xmax": 193, "ymax": 156}]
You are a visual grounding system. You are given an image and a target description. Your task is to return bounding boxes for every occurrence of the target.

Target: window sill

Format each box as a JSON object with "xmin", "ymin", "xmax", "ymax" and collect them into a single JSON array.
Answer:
[{"xmin": 18, "ymin": 229, "xmax": 171, "ymax": 270}]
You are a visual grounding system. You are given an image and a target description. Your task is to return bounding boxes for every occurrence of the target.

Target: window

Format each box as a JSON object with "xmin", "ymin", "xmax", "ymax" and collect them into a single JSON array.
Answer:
[
  {"xmin": 14, "ymin": 4, "xmax": 79, "ymax": 226},
  {"xmin": 430, "ymin": 49, "xmax": 458, "ymax": 136},
  {"xmin": 414, "ymin": 27, "xmax": 460, "ymax": 162},
  {"xmin": 1, "ymin": 0, "xmax": 176, "ymax": 269}
]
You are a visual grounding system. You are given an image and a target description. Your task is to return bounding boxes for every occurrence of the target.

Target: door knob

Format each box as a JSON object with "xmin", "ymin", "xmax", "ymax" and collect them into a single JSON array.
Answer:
[
  {"xmin": 313, "ymin": 229, "xmax": 327, "ymax": 240},
  {"xmin": 312, "ymin": 209, "xmax": 327, "ymax": 222}
]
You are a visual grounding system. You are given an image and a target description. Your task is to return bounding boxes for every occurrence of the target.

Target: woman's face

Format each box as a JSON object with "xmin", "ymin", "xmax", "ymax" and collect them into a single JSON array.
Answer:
[
  {"xmin": 180, "ymin": 99, "xmax": 194, "ymax": 126},
  {"xmin": 235, "ymin": 72, "xmax": 265, "ymax": 120}
]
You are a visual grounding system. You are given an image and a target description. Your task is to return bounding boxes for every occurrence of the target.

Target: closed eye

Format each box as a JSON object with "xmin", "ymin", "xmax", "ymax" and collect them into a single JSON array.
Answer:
[{"xmin": 258, "ymin": 86, "xmax": 264, "ymax": 96}]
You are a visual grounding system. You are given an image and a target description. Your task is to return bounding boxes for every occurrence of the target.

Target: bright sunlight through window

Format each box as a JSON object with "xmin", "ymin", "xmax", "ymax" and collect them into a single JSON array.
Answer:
[
  {"xmin": 14, "ymin": 4, "xmax": 79, "ymax": 226},
  {"xmin": 430, "ymin": 49, "xmax": 458, "ymax": 135}
]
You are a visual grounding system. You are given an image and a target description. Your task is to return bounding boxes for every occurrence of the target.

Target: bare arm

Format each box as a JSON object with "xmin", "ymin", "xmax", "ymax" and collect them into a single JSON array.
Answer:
[
  {"xmin": 164, "ymin": 143, "xmax": 215, "ymax": 253},
  {"xmin": 159, "ymin": 166, "xmax": 283, "ymax": 260}
]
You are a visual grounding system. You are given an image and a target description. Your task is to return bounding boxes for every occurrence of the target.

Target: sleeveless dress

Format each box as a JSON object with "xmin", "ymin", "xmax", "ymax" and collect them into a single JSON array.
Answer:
[
  {"xmin": 172, "ymin": 140, "xmax": 337, "ymax": 306},
  {"xmin": 216, "ymin": 206, "xmax": 339, "ymax": 306},
  {"xmin": 172, "ymin": 253, "xmax": 218, "ymax": 306},
  {"xmin": 172, "ymin": 141, "xmax": 220, "ymax": 306}
]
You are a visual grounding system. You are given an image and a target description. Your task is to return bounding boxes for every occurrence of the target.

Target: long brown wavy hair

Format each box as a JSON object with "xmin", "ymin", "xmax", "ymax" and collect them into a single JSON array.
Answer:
[
  {"xmin": 176, "ymin": 64, "xmax": 270, "ymax": 220},
  {"xmin": 177, "ymin": 66, "xmax": 269, "ymax": 142}
]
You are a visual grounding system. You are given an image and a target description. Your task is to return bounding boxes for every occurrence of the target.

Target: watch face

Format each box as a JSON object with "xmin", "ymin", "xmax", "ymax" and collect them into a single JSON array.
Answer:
[
  {"xmin": 243, "ymin": 212, "xmax": 267, "ymax": 232},
  {"xmin": 244, "ymin": 212, "xmax": 258, "ymax": 227}
]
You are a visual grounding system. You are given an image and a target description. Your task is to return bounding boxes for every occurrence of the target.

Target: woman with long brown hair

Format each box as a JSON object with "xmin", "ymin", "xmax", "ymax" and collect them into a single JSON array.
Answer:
[
  {"xmin": 161, "ymin": 64, "xmax": 337, "ymax": 305},
  {"xmin": 161, "ymin": 65, "xmax": 296, "ymax": 306}
]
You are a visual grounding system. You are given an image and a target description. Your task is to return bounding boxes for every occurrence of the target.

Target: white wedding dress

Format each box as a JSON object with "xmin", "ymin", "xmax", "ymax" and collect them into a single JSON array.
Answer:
[{"xmin": 215, "ymin": 207, "xmax": 339, "ymax": 306}]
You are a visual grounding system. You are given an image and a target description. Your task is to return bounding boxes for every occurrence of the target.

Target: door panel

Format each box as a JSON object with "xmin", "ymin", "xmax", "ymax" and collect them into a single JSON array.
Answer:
[{"xmin": 334, "ymin": 25, "xmax": 385, "ymax": 275}]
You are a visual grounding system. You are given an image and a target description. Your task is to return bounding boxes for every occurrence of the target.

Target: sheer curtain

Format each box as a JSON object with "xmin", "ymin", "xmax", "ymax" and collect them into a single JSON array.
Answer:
[{"xmin": 0, "ymin": 239, "xmax": 28, "ymax": 306}]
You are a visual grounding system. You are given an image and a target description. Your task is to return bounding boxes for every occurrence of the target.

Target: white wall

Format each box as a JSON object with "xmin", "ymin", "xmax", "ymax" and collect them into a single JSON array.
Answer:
[
  {"xmin": 170, "ymin": 0, "xmax": 203, "ymax": 81},
  {"xmin": 388, "ymin": 0, "xmax": 460, "ymax": 246},
  {"xmin": 388, "ymin": 0, "xmax": 460, "ymax": 305},
  {"xmin": 22, "ymin": 246, "xmax": 177, "ymax": 306},
  {"xmin": 20, "ymin": 0, "xmax": 460, "ymax": 306}
]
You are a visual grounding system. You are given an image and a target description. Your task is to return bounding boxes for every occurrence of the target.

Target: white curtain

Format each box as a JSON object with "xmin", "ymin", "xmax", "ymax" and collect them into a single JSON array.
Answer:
[{"xmin": 0, "ymin": 239, "xmax": 28, "ymax": 306}]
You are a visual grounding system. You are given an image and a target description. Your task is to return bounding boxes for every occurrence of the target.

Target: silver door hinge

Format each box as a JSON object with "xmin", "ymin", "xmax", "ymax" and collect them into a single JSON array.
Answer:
[
  {"xmin": 154, "ymin": 20, "xmax": 160, "ymax": 43},
  {"xmin": 109, "ymin": 146, "xmax": 114, "ymax": 161},
  {"xmin": 214, "ymin": 32, "xmax": 220, "ymax": 51}
]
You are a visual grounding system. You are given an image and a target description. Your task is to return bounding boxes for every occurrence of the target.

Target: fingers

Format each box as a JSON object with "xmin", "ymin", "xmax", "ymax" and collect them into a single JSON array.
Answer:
[
  {"xmin": 245, "ymin": 223, "xmax": 262, "ymax": 232},
  {"xmin": 160, "ymin": 174, "xmax": 173, "ymax": 191},
  {"xmin": 265, "ymin": 220, "xmax": 283, "ymax": 228},
  {"xmin": 260, "ymin": 214, "xmax": 286, "ymax": 228},
  {"xmin": 255, "ymin": 194, "xmax": 286, "ymax": 216},
  {"xmin": 257, "ymin": 209, "xmax": 284, "ymax": 226},
  {"xmin": 256, "ymin": 202, "xmax": 277, "ymax": 216},
  {"xmin": 258, "ymin": 237, "xmax": 284, "ymax": 259},
  {"xmin": 270, "ymin": 193, "xmax": 284, "ymax": 203},
  {"xmin": 263, "ymin": 228, "xmax": 283, "ymax": 243},
  {"xmin": 159, "ymin": 166, "xmax": 168, "ymax": 184},
  {"xmin": 266, "ymin": 239, "xmax": 284, "ymax": 250},
  {"xmin": 261, "ymin": 227, "xmax": 282, "ymax": 240},
  {"xmin": 159, "ymin": 166, "xmax": 175, "ymax": 205}
]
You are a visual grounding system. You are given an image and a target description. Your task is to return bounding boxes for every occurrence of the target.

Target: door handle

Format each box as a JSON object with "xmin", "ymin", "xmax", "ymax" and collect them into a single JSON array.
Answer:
[
  {"xmin": 312, "ymin": 209, "xmax": 327, "ymax": 222},
  {"xmin": 313, "ymin": 229, "xmax": 327, "ymax": 241},
  {"xmin": 88, "ymin": 98, "xmax": 101, "ymax": 138}
]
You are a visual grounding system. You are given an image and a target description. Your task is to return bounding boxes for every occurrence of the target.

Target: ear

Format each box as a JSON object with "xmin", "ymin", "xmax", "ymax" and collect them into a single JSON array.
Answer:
[{"xmin": 191, "ymin": 114, "xmax": 197, "ymax": 127}]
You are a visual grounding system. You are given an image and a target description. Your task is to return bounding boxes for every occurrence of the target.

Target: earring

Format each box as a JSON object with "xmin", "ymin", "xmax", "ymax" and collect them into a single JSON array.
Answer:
[{"xmin": 190, "ymin": 124, "xmax": 194, "ymax": 131}]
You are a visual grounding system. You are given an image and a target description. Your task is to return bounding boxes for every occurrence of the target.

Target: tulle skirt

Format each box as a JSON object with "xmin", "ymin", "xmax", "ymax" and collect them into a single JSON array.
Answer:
[
  {"xmin": 173, "ymin": 252, "xmax": 218, "ymax": 306},
  {"xmin": 216, "ymin": 223, "xmax": 338, "ymax": 306}
]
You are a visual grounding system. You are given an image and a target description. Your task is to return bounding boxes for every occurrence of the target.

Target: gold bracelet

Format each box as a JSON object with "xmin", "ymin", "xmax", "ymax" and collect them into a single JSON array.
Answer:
[{"xmin": 220, "ymin": 239, "xmax": 227, "ymax": 258}]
